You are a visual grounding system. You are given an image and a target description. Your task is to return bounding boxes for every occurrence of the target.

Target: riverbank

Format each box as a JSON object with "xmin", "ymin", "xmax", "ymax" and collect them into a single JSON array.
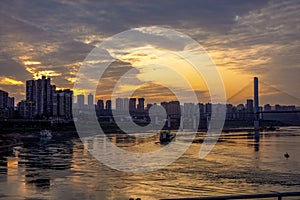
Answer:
[{"xmin": 0, "ymin": 134, "xmax": 22, "ymax": 154}]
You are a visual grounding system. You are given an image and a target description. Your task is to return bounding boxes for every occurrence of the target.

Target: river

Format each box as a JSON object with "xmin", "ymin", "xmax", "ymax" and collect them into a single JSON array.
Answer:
[{"xmin": 0, "ymin": 127, "xmax": 300, "ymax": 200}]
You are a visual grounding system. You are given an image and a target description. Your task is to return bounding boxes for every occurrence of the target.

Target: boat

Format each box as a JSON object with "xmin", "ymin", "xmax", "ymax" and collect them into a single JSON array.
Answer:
[
  {"xmin": 266, "ymin": 126, "xmax": 277, "ymax": 131},
  {"xmin": 284, "ymin": 152, "xmax": 290, "ymax": 159},
  {"xmin": 259, "ymin": 126, "xmax": 278, "ymax": 131},
  {"xmin": 159, "ymin": 130, "xmax": 175, "ymax": 143},
  {"xmin": 40, "ymin": 129, "xmax": 52, "ymax": 138}
]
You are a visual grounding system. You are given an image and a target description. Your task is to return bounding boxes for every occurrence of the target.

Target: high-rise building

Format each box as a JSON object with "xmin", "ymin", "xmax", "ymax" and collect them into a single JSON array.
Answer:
[
  {"xmin": 246, "ymin": 99, "xmax": 254, "ymax": 112},
  {"xmin": 183, "ymin": 103, "xmax": 195, "ymax": 117},
  {"xmin": 105, "ymin": 100, "xmax": 112, "ymax": 110},
  {"xmin": 226, "ymin": 104, "xmax": 234, "ymax": 120},
  {"xmin": 129, "ymin": 98, "xmax": 136, "ymax": 112},
  {"xmin": 137, "ymin": 98, "xmax": 145, "ymax": 111},
  {"xmin": 205, "ymin": 103, "xmax": 212, "ymax": 116},
  {"xmin": 0, "ymin": 90, "xmax": 9, "ymax": 118},
  {"xmin": 52, "ymin": 89, "xmax": 73, "ymax": 119},
  {"xmin": 274, "ymin": 104, "xmax": 296, "ymax": 111},
  {"xmin": 63, "ymin": 89, "xmax": 73, "ymax": 120},
  {"xmin": 275, "ymin": 104, "xmax": 281, "ymax": 111},
  {"xmin": 264, "ymin": 104, "xmax": 272, "ymax": 111},
  {"xmin": 88, "ymin": 93, "xmax": 94, "ymax": 108},
  {"xmin": 161, "ymin": 102, "xmax": 167, "ymax": 110},
  {"xmin": 168, "ymin": 101, "xmax": 181, "ymax": 117},
  {"xmin": 160, "ymin": 101, "xmax": 180, "ymax": 117},
  {"xmin": 17, "ymin": 100, "xmax": 35, "ymax": 119},
  {"xmin": 26, "ymin": 76, "xmax": 53, "ymax": 117},
  {"xmin": 116, "ymin": 98, "xmax": 124, "ymax": 111},
  {"xmin": 96, "ymin": 99, "xmax": 104, "ymax": 111},
  {"xmin": 26, "ymin": 80, "xmax": 36, "ymax": 116},
  {"xmin": 146, "ymin": 104, "xmax": 153, "ymax": 111},
  {"xmin": 26, "ymin": 80, "xmax": 36, "ymax": 103},
  {"xmin": 8, "ymin": 97, "xmax": 14, "ymax": 109},
  {"xmin": 236, "ymin": 103, "xmax": 246, "ymax": 119},
  {"xmin": 246, "ymin": 99, "xmax": 254, "ymax": 119},
  {"xmin": 123, "ymin": 98, "xmax": 129, "ymax": 112},
  {"xmin": 237, "ymin": 104, "xmax": 245, "ymax": 111},
  {"xmin": 0, "ymin": 90, "xmax": 8, "ymax": 109},
  {"xmin": 77, "ymin": 94, "xmax": 84, "ymax": 109},
  {"xmin": 198, "ymin": 103, "xmax": 204, "ymax": 118},
  {"xmin": 36, "ymin": 76, "xmax": 52, "ymax": 116}
]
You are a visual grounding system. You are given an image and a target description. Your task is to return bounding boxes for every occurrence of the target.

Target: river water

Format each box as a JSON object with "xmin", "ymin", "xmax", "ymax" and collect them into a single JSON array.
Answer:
[{"xmin": 0, "ymin": 127, "xmax": 300, "ymax": 200}]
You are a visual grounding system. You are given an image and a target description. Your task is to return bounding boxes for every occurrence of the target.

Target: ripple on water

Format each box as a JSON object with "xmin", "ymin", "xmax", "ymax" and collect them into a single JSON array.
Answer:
[{"xmin": 0, "ymin": 128, "xmax": 300, "ymax": 199}]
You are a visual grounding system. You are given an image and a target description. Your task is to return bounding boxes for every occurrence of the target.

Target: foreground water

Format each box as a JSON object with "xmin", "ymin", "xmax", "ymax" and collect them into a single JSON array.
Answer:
[{"xmin": 0, "ymin": 127, "xmax": 300, "ymax": 200}]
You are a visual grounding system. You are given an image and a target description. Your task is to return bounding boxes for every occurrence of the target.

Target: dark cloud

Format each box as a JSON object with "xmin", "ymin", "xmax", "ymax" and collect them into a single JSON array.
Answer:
[
  {"xmin": 0, "ymin": 0, "xmax": 299, "ymax": 104},
  {"xmin": 95, "ymin": 60, "xmax": 140, "ymax": 99},
  {"xmin": 0, "ymin": 54, "xmax": 31, "ymax": 80}
]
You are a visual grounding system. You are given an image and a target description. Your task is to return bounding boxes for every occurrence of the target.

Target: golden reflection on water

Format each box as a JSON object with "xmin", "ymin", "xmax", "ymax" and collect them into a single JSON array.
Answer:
[
  {"xmin": 1, "ymin": 127, "xmax": 300, "ymax": 200},
  {"xmin": 7, "ymin": 157, "xmax": 18, "ymax": 168}
]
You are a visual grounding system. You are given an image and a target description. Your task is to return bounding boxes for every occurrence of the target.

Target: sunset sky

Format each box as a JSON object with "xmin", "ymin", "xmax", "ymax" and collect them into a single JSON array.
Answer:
[{"xmin": 0, "ymin": 0, "xmax": 299, "ymax": 105}]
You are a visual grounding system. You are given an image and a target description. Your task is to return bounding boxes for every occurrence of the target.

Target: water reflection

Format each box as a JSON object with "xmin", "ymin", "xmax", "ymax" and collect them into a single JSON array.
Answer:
[
  {"xmin": 0, "ymin": 127, "xmax": 300, "ymax": 200},
  {"xmin": 247, "ymin": 130, "xmax": 260, "ymax": 152},
  {"xmin": 254, "ymin": 130, "xmax": 260, "ymax": 152}
]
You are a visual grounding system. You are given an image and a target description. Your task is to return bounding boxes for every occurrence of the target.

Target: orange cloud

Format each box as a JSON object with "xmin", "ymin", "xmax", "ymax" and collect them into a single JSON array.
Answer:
[
  {"xmin": 23, "ymin": 61, "xmax": 41, "ymax": 65},
  {"xmin": 0, "ymin": 77, "xmax": 24, "ymax": 85}
]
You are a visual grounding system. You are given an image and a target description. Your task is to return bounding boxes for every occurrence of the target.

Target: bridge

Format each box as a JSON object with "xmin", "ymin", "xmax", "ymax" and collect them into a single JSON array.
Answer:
[{"xmin": 226, "ymin": 77, "xmax": 300, "ymax": 129}]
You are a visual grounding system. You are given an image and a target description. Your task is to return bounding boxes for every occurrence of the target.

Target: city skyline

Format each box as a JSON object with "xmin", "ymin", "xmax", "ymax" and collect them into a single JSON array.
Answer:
[
  {"xmin": 1, "ymin": 74, "xmax": 300, "ymax": 107},
  {"xmin": 1, "ymin": 76, "xmax": 300, "ymax": 108},
  {"xmin": 1, "ymin": 1, "xmax": 300, "ymax": 199},
  {"xmin": 0, "ymin": 0, "xmax": 299, "ymax": 106},
  {"xmin": 2, "ymin": 78, "xmax": 299, "ymax": 127},
  {"xmin": 1, "ymin": 75, "xmax": 299, "ymax": 120}
]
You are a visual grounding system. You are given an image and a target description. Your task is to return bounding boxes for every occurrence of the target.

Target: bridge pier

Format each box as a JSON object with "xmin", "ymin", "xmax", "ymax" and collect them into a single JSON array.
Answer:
[{"xmin": 254, "ymin": 77, "xmax": 259, "ymax": 131}]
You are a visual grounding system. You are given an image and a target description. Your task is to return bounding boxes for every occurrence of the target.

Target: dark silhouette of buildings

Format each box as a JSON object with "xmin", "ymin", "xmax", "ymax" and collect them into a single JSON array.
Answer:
[
  {"xmin": 88, "ymin": 93, "xmax": 94, "ymax": 108},
  {"xmin": 264, "ymin": 104, "xmax": 272, "ymax": 111},
  {"xmin": 161, "ymin": 101, "xmax": 181, "ymax": 118},
  {"xmin": 105, "ymin": 100, "xmax": 112, "ymax": 111},
  {"xmin": 0, "ymin": 90, "xmax": 8, "ymax": 109},
  {"xmin": 0, "ymin": 90, "xmax": 14, "ymax": 118},
  {"xmin": 52, "ymin": 89, "xmax": 73, "ymax": 120},
  {"xmin": 0, "ymin": 76, "xmax": 298, "ymax": 126},
  {"xmin": 137, "ymin": 98, "xmax": 145, "ymax": 112},
  {"xmin": 77, "ymin": 94, "xmax": 84, "ymax": 109},
  {"xmin": 17, "ymin": 100, "xmax": 35, "ymax": 119},
  {"xmin": 116, "ymin": 98, "xmax": 124, "ymax": 112},
  {"xmin": 129, "ymin": 98, "xmax": 136, "ymax": 113},
  {"xmin": 26, "ymin": 76, "xmax": 55, "ymax": 117},
  {"xmin": 96, "ymin": 99, "xmax": 104, "ymax": 111},
  {"xmin": 16, "ymin": 76, "xmax": 73, "ymax": 120}
]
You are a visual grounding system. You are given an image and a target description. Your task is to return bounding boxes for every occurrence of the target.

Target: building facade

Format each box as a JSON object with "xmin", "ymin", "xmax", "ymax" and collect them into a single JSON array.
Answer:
[
  {"xmin": 88, "ymin": 93, "xmax": 94, "ymax": 108},
  {"xmin": 22, "ymin": 77, "xmax": 73, "ymax": 119},
  {"xmin": 52, "ymin": 89, "xmax": 73, "ymax": 120},
  {"xmin": 129, "ymin": 98, "xmax": 136, "ymax": 113},
  {"xmin": 0, "ymin": 90, "xmax": 15, "ymax": 119},
  {"xmin": 77, "ymin": 94, "xmax": 84, "ymax": 109},
  {"xmin": 116, "ymin": 98, "xmax": 124, "ymax": 112},
  {"xmin": 25, "ymin": 76, "xmax": 54, "ymax": 117},
  {"xmin": 137, "ymin": 98, "xmax": 145, "ymax": 111}
]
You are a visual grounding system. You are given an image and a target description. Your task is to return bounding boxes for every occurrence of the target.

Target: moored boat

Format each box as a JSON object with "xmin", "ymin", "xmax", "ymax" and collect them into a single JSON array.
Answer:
[
  {"xmin": 40, "ymin": 129, "xmax": 52, "ymax": 138},
  {"xmin": 159, "ymin": 130, "xmax": 175, "ymax": 143}
]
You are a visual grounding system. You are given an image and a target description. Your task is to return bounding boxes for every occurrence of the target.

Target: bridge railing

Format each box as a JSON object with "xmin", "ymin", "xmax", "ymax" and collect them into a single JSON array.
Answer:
[{"xmin": 160, "ymin": 191, "xmax": 300, "ymax": 200}]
